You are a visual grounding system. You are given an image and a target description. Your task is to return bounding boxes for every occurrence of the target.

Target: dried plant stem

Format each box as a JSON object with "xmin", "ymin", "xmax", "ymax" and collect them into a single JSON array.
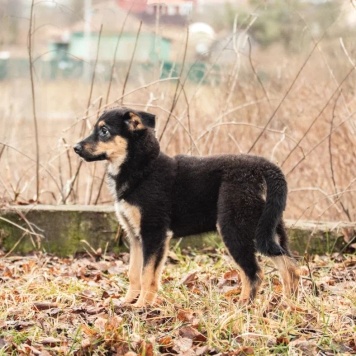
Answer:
[
  {"xmin": 247, "ymin": 35, "xmax": 323, "ymax": 154},
  {"xmin": 72, "ymin": 26, "xmax": 103, "ymax": 203},
  {"xmin": 28, "ymin": 0, "xmax": 40, "ymax": 201},
  {"xmin": 0, "ymin": 215, "xmax": 43, "ymax": 258},
  {"xmin": 286, "ymin": 112, "xmax": 354, "ymax": 177},
  {"xmin": 283, "ymin": 66, "xmax": 355, "ymax": 170},
  {"xmin": 121, "ymin": 21, "xmax": 142, "ymax": 105},
  {"xmin": 159, "ymin": 28, "xmax": 189, "ymax": 142},
  {"xmin": 94, "ymin": 169, "xmax": 107, "ymax": 205},
  {"xmin": 298, "ymin": 15, "xmax": 354, "ymax": 134},
  {"xmin": 0, "ymin": 143, "xmax": 5, "ymax": 161},
  {"xmin": 207, "ymin": 15, "xmax": 242, "ymax": 155},
  {"xmin": 63, "ymin": 161, "xmax": 83, "ymax": 204},
  {"xmin": 328, "ymin": 91, "xmax": 351, "ymax": 221},
  {"xmin": 196, "ymin": 121, "xmax": 302, "ymax": 149},
  {"xmin": 105, "ymin": 9, "xmax": 130, "ymax": 104},
  {"xmin": 0, "ymin": 142, "xmax": 63, "ymax": 198},
  {"xmin": 81, "ymin": 25, "xmax": 103, "ymax": 137},
  {"xmin": 247, "ymin": 37, "xmax": 270, "ymax": 105},
  {"xmin": 88, "ymin": 98, "xmax": 103, "ymax": 204},
  {"xmin": 163, "ymin": 80, "xmax": 194, "ymax": 154}
]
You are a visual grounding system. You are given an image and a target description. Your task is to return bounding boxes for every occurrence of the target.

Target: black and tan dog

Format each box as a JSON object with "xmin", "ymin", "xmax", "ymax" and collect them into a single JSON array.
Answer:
[{"xmin": 74, "ymin": 107, "xmax": 300, "ymax": 308}]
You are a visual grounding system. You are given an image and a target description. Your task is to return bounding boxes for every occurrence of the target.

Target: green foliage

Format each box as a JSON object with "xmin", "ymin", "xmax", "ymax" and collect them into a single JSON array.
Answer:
[{"xmin": 248, "ymin": 0, "xmax": 342, "ymax": 49}]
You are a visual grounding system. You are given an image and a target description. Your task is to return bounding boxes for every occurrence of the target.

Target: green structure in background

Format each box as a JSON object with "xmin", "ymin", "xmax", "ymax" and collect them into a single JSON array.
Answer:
[
  {"xmin": 67, "ymin": 31, "xmax": 171, "ymax": 63},
  {"xmin": 0, "ymin": 30, "xmax": 219, "ymax": 83}
]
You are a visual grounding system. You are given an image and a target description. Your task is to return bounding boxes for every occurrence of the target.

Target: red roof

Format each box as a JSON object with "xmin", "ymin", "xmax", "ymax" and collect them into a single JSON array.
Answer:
[{"xmin": 116, "ymin": 0, "xmax": 147, "ymax": 12}]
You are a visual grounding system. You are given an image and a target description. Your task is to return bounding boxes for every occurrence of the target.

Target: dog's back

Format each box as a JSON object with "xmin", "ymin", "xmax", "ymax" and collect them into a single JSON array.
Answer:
[{"xmin": 170, "ymin": 154, "xmax": 284, "ymax": 241}]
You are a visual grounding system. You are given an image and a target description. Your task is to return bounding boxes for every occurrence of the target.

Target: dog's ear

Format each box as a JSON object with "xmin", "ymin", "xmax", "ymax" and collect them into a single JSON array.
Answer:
[
  {"xmin": 124, "ymin": 111, "xmax": 156, "ymax": 131},
  {"xmin": 137, "ymin": 111, "xmax": 156, "ymax": 129}
]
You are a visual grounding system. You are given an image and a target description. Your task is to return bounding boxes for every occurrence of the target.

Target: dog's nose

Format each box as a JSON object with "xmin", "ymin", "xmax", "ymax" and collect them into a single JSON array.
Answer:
[{"xmin": 73, "ymin": 143, "xmax": 82, "ymax": 154}]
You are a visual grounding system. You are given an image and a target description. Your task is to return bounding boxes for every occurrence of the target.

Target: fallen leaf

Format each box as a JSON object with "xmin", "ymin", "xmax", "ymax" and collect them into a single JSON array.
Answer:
[
  {"xmin": 196, "ymin": 345, "xmax": 210, "ymax": 355},
  {"xmin": 344, "ymin": 258, "xmax": 356, "ymax": 267},
  {"xmin": 288, "ymin": 338, "xmax": 317, "ymax": 355},
  {"xmin": 3, "ymin": 267, "xmax": 13, "ymax": 278},
  {"xmin": 33, "ymin": 302, "xmax": 58, "ymax": 311},
  {"xmin": 157, "ymin": 335, "xmax": 174, "ymax": 352},
  {"xmin": 167, "ymin": 250, "xmax": 180, "ymax": 264},
  {"xmin": 173, "ymin": 337, "xmax": 193, "ymax": 353},
  {"xmin": 81, "ymin": 338, "xmax": 91, "ymax": 349},
  {"xmin": 223, "ymin": 269, "xmax": 240, "ymax": 281},
  {"xmin": 177, "ymin": 308, "xmax": 195, "ymax": 322},
  {"xmin": 235, "ymin": 346, "xmax": 254, "ymax": 355},
  {"xmin": 81, "ymin": 323, "xmax": 97, "ymax": 337},
  {"xmin": 80, "ymin": 289, "xmax": 97, "ymax": 301},
  {"xmin": 273, "ymin": 284, "xmax": 283, "ymax": 294},
  {"xmin": 179, "ymin": 325, "xmax": 207, "ymax": 342},
  {"xmin": 5, "ymin": 320, "xmax": 35, "ymax": 330},
  {"xmin": 46, "ymin": 308, "xmax": 62, "ymax": 316},
  {"xmin": 40, "ymin": 337, "xmax": 62, "ymax": 346},
  {"xmin": 18, "ymin": 344, "xmax": 43, "ymax": 356},
  {"xmin": 276, "ymin": 336, "xmax": 289, "ymax": 346},
  {"xmin": 108, "ymin": 261, "xmax": 126, "ymax": 275},
  {"xmin": 138, "ymin": 340, "xmax": 154, "ymax": 356},
  {"xmin": 180, "ymin": 271, "xmax": 199, "ymax": 287},
  {"xmin": 86, "ymin": 306, "xmax": 105, "ymax": 315},
  {"xmin": 224, "ymin": 287, "xmax": 242, "ymax": 299},
  {"xmin": 94, "ymin": 316, "xmax": 108, "ymax": 332}
]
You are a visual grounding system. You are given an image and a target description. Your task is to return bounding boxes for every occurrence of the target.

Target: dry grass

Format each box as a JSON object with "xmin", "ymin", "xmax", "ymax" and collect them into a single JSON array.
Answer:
[{"xmin": 0, "ymin": 247, "xmax": 355, "ymax": 355}]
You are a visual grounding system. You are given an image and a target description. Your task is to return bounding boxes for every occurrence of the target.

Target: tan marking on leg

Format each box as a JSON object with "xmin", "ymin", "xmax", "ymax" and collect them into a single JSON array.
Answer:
[
  {"xmin": 114, "ymin": 201, "xmax": 142, "ymax": 304},
  {"xmin": 271, "ymin": 255, "xmax": 300, "ymax": 296},
  {"xmin": 251, "ymin": 270, "xmax": 264, "ymax": 300},
  {"xmin": 133, "ymin": 232, "xmax": 172, "ymax": 307},
  {"xmin": 124, "ymin": 238, "xmax": 143, "ymax": 303},
  {"xmin": 239, "ymin": 269, "xmax": 251, "ymax": 303},
  {"xmin": 239, "ymin": 269, "xmax": 264, "ymax": 304},
  {"xmin": 133, "ymin": 259, "xmax": 157, "ymax": 307}
]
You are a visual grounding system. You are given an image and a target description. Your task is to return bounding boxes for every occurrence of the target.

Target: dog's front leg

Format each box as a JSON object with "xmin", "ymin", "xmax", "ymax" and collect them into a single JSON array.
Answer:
[
  {"xmin": 132, "ymin": 229, "xmax": 171, "ymax": 308},
  {"xmin": 123, "ymin": 236, "xmax": 143, "ymax": 304}
]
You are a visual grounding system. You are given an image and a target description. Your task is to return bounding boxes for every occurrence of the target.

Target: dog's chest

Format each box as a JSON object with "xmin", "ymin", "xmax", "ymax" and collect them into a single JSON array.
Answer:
[
  {"xmin": 106, "ymin": 170, "xmax": 140, "ymax": 237},
  {"xmin": 115, "ymin": 200, "xmax": 141, "ymax": 239}
]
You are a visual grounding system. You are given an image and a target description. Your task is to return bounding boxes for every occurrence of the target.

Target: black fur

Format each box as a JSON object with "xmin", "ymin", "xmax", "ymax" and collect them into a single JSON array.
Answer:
[{"xmin": 74, "ymin": 107, "xmax": 297, "ymax": 306}]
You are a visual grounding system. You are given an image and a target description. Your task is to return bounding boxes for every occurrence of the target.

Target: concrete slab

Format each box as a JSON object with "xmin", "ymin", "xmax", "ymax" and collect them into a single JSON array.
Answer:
[{"xmin": 0, "ymin": 205, "xmax": 354, "ymax": 256}]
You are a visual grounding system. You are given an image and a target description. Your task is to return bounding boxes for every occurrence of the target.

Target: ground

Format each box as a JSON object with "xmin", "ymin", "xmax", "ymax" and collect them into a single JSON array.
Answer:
[{"xmin": 0, "ymin": 246, "xmax": 355, "ymax": 355}]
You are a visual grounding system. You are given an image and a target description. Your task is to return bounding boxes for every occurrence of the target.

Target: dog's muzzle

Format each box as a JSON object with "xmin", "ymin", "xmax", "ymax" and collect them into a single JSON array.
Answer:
[
  {"xmin": 73, "ymin": 141, "xmax": 107, "ymax": 162},
  {"xmin": 73, "ymin": 143, "xmax": 83, "ymax": 156}
]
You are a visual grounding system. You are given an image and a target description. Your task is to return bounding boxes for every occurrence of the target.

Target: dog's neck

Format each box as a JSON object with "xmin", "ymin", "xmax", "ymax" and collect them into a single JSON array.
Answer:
[{"xmin": 107, "ymin": 134, "xmax": 160, "ymax": 200}]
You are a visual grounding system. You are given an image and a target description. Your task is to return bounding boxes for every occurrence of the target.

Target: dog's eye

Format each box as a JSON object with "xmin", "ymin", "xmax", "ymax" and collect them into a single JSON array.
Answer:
[{"xmin": 99, "ymin": 126, "xmax": 110, "ymax": 138}]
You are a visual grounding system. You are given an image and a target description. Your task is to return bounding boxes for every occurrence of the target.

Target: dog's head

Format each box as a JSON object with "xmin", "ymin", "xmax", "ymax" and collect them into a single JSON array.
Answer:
[{"xmin": 73, "ymin": 107, "xmax": 156, "ymax": 163}]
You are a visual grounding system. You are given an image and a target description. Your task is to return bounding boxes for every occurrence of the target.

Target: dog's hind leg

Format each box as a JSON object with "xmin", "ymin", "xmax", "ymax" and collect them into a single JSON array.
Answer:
[
  {"xmin": 132, "ymin": 230, "xmax": 172, "ymax": 308},
  {"xmin": 270, "ymin": 255, "xmax": 300, "ymax": 296},
  {"xmin": 271, "ymin": 221, "xmax": 300, "ymax": 296},
  {"xmin": 217, "ymin": 221, "xmax": 263, "ymax": 304}
]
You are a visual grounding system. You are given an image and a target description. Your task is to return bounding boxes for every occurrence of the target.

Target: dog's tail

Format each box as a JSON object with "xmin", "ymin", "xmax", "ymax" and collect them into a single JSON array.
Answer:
[{"xmin": 255, "ymin": 164, "xmax": 288, "ymax": 257}]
